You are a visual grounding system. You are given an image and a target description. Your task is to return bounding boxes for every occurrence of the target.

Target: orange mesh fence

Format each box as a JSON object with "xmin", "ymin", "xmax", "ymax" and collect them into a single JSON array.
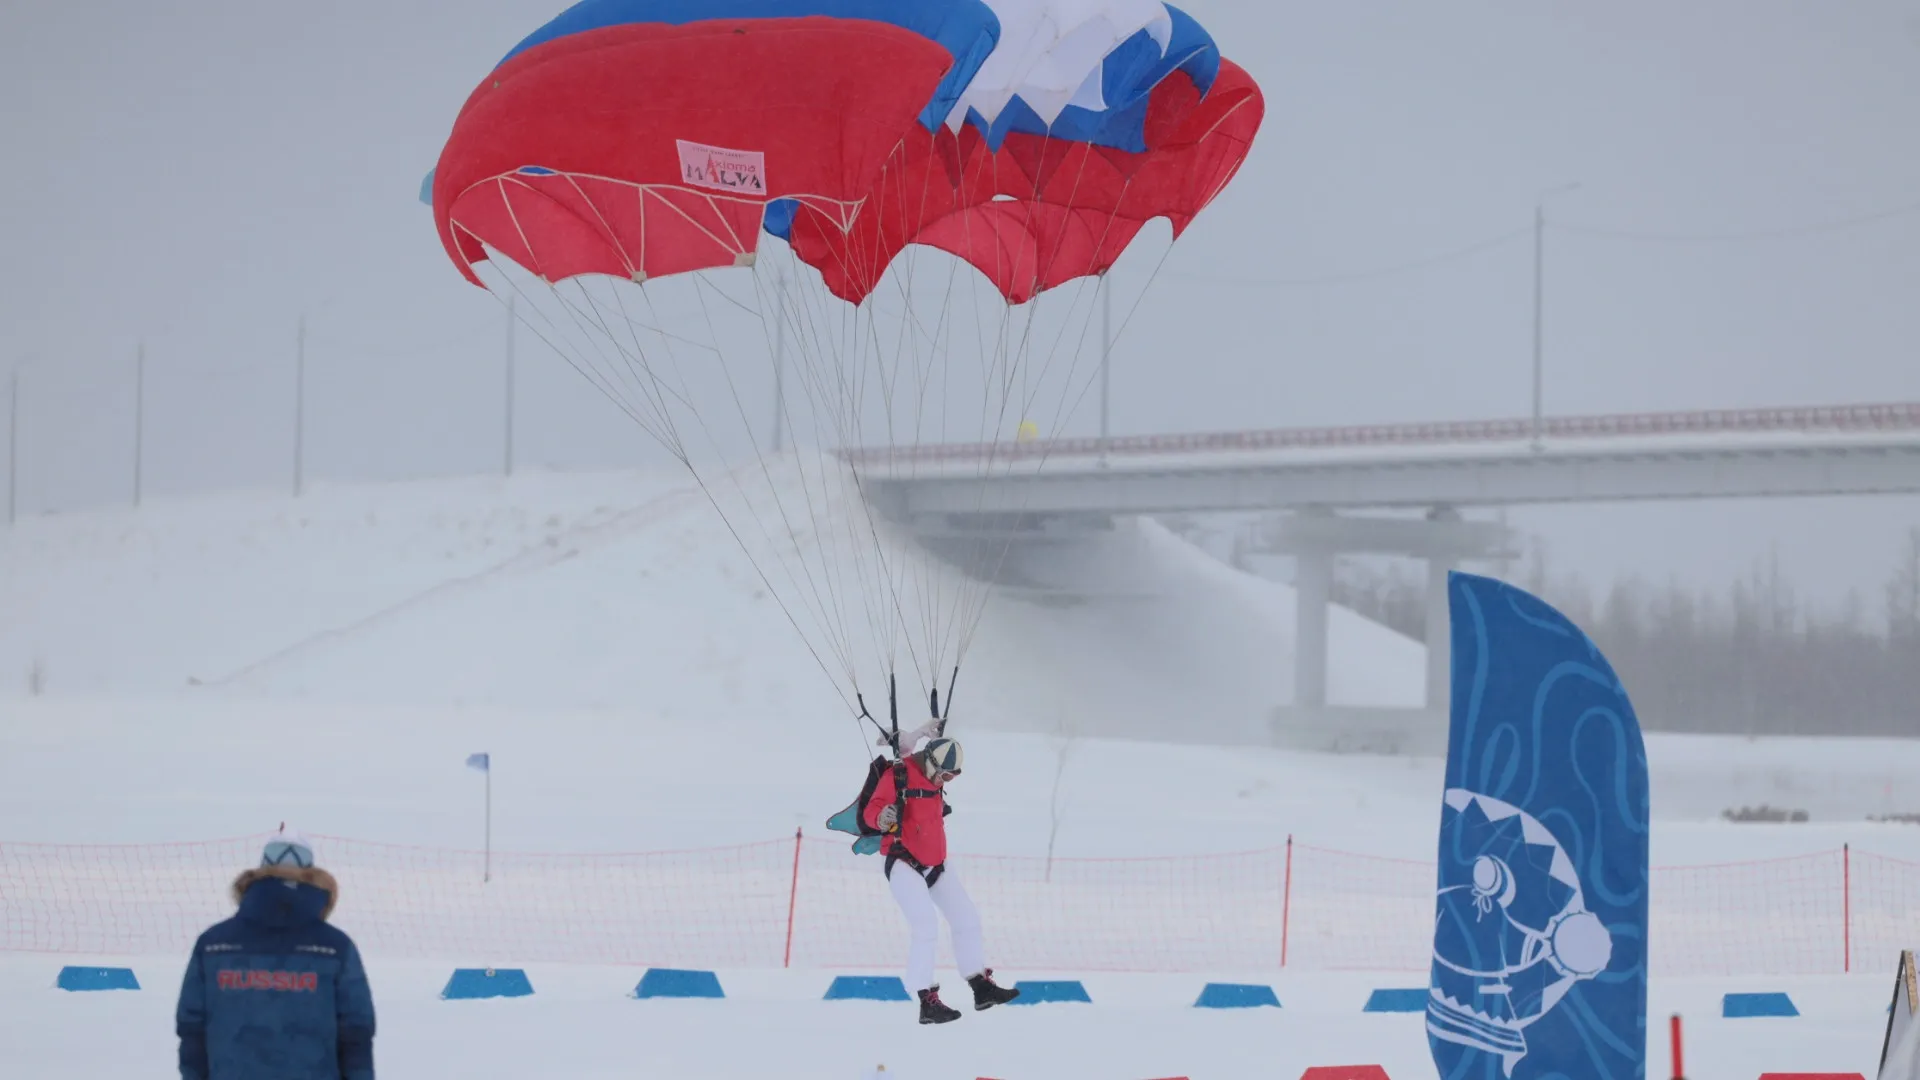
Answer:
[{"xmin": 2, "ymin": 832, "xmax": 1906, "ymax": 975}]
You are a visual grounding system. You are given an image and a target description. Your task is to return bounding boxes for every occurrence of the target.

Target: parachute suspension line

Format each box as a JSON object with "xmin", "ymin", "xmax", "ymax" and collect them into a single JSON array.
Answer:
[
  {"xmin": 911, "ymin": 261, "xmax": 968, "ymax": 686},
  {"xmin": 944, "ymin": 133, "xmax": 1134, "ymax": 664},
  {"xmin": 565, "ymin": 277, "xmax": 699, "ymax": 455},
  {"xmin": 935, "ymin": 134, "xmax": 1089, "ymax": 649},
  {"xmin": 959, "ymin": 227, "xmax": 1182, "ymax": 658},
  {"xmin": 809, "ymin": 156, "xmax": 954, "ymax": 703},
  {"xmin": 885, "ymin": 143, "xmax": 1027, "ymax": 694},
  {"xmin": 853, "ymin": 691, "xmax": 888, "ymax": 747},
  {"xmin": 481, "ymin": 260, "xmax": 681, "ymax": 453},
  {"xmin": 551, "ymin": 273, "xmax": 712, "ymax": 463},
  {"xmin": 856, "ymin": 282, "xmax": 915, "ymax": 683},
  {"xmin": 800, "ymin": 276, "xmax": 901, "ymax": 693},
  {"xmin": 953, "ymin": 282, "xmax": 1100, "ymax": 655},
  {"xmin": 478, "ymin": 254, "xmax": 868, "ymax": 716},
  {"xmin": 489, "ymin": 280, "xmax": 643, "ymax": 435},
  {"xmin": 932, "ymin": 665, "xmax": 959, "ymax": 736},
  {"xmin": 953, "ymin": 116, "xmax": 1185, "ymax": 662},
  {"xmin": 871, "ymin": 155, "xmax": 968, "ymax": 697},
  {"xmin": 928, "ymin": 133, "xmax": 1003, "ymax": 686},
  {"xmin": 892, "ymin": 155, "xmax": 1004, "ymax": 697},
  {"xmin": 771, "ymin": 246, "xmax": 897, "ymax": 691},
  {"xmin": 611, "ymin": 272, "xmax": 868, "ymax": 708},
  {"xmin": 745, "ymin": 263, "xmax": 869, "ymax": 697},
  {"xmin": 855, "ymin": 148, "xmax": 954, "ymax": 695},
  {"xmin": 886, "ymin": 673, "xmax": 909, "ymax": 849},
  {"xmin": 567, "ymin": 256, "xmax": 874, "ymax": 710},
  {"xmin": 679, "ymin": 270, "xmax": 871, "ymax": 696},
  {"xmin": 753, "ymin": 239, "xmax": 933, "ymax": 710}
]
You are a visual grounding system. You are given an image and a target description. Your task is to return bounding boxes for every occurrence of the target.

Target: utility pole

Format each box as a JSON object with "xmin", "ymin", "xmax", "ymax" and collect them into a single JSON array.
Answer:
[
  {"xmin": 7, "ymin": 369, "xmax": 18, "ymax": 526},
  {"xmin": 293, "ymin": 315, "xmax": 307, "ymax": 497},
  {"xmin": 770, "ymin": 270, "xmax": 786, "ymax": 454},
  {"xmin": 133, "ymin": 341, "xmax": 146, "ymax": 507},
  {"xmin": 1530, "ymin": 201, "xmax": 1545, "ymax": 450},
  {"xmin": 1531, "ymin": 182, "xmax": 1581, "ymax": 452},
  {"xmin": 504, "ymin": 294, "xmax": 517, "ymax": 477},
  {"xmin": 1098, "ymin": 274, "xmax": 1112, "ymax": 466}
]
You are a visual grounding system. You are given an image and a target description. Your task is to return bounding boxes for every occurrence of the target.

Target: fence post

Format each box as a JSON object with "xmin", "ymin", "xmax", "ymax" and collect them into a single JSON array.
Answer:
[
  {"xmin": 1669, "ymin": 1014, "xmax": 1685, "ymax": 1080},
  {"xmin": 1281, "ymin": 834, "xmax": 1293, "ymax": 969},
  {"xmin": 1843, "ymin": 842, "xmax": 1851, "ymax": 973},
  {"xmin": 783, "ymin": 827, "xmax": 802, "ymax": 969}
]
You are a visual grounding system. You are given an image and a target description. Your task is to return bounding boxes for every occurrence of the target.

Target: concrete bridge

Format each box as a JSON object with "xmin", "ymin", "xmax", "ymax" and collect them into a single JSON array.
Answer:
[{"xmin": 852, "ymin": 402, "xmax": 1920, "ymax": 753}]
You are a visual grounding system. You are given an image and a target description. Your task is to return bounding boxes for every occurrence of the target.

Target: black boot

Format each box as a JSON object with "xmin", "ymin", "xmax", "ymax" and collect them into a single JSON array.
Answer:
[
  {"xmin": 967, "ymin": 969, "xmax": 1019, "ymax": 1010},
  {"xmin": 917, "ymin": 985, "xmax": 961, "ymax": 1025}
]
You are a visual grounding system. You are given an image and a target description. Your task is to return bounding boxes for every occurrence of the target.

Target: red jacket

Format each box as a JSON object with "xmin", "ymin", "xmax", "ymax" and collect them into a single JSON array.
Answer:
[{"xmin": 863, "ymin": 757, "xmax": 947, "ymax": 868}]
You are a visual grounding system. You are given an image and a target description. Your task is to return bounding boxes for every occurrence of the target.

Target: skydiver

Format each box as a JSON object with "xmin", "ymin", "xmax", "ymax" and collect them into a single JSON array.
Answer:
[{"xmin": 863, "ymin": 721, "xmax": 1019, "ymax": 1024}]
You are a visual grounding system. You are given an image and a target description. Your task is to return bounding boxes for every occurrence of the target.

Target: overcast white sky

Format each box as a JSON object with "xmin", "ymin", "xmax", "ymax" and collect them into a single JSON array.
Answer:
[{"xmin": 2, "ymin": 1, "xmax": 1917, "ymax": 610}]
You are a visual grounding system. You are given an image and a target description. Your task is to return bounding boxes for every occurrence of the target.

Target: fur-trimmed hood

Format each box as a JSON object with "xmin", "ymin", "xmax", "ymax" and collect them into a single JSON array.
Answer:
[{"xmin": 232, "ymin": 865, "xmax": 339, "ymax": 922}]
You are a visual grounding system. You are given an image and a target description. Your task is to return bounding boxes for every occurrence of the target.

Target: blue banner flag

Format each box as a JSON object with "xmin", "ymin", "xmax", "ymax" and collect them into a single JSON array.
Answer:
[
  {"xmin": 465, "ymin": 753, "xmax": 490, "ymax": 773},
  {"xmin": 1428, "ymin": 572, "xmax": 1649, "ymax": 1080}
]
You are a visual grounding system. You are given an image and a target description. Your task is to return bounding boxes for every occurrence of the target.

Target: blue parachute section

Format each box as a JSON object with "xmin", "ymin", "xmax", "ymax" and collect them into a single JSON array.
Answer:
[
  {"xmin": 491, "ymin": 0, "xmax": 1003, "ymax": 133},
  {"xmin": 1427, "ymin": 571, "xmax": 1649, "ymax": 1080},
  {"xmin": 762, "ymin": 198, "xmax": 800, "ymax": 242}
]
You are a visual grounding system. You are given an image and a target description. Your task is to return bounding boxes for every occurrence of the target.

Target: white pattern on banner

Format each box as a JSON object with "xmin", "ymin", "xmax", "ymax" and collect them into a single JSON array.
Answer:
[{"xmin": 675, "ymin": 139, "xmax": 767, "ymax": 196}]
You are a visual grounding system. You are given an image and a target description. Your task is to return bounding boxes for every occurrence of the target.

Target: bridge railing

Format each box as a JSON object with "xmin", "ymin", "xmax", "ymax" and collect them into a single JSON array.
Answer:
[
  {"xmin": 840, "ymin": 401, "xmax": 1920, "ymax": 467},
  {"xmin": 3, "ymin": 832, "xmax": 1909, "ymax": 976}
]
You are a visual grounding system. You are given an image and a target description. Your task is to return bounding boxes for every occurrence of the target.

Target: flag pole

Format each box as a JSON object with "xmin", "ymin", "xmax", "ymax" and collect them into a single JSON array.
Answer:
[{"xmin": 468, "ymin": 752, "xmax": 493, "ymax": 883}]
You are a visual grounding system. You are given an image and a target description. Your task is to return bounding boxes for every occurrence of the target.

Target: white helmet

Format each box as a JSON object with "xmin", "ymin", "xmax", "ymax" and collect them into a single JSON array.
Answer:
[
  {"xmin": 921, "ymin": 737, "xmax": 963, "ymax": 779},
  {"xmin": 261, "ymin": 824, "xmax": 314, "ymax": 869}
]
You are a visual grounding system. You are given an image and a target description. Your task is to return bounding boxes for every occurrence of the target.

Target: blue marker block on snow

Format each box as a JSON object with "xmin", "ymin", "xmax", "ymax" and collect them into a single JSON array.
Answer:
[
  {"xmin": 57, "ymin": 966, "xmax": 140, "ymax": 992},
  {"xmin": 635, "ymin": 968, "xmax": 724, "ymax": 999},
  {"xmin": 1723, "ymin": 991, "xmax": 1799, "ymax": 1018},
  {"xmin": 1363, "ymin": 988, "xmax": 1427, "ymax": 1013},
  {"xmin": 441, "ymin": 968, "xmax": 534, "ymax": 1000},
  {"xmin": 824, "ymin": 975, "xmax": 910, "ymax": 1001},
  {"xmin": 1195, "ymin": 982, "xmax": 1280, "ymax": 1009},
  {"xmin": 1008, "ymin": 980, "xmax": 1091, "ymax": 1005}
]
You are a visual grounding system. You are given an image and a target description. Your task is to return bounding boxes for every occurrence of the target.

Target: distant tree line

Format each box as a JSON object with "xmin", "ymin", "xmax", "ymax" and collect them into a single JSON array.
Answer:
[{"xmin": 1328, "ymin": 531, "xmax": 1920, "ymax": 737}]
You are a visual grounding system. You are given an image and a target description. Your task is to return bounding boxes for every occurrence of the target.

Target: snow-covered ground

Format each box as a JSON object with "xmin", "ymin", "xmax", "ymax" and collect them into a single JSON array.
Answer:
[
  {"xmin": 0, "ymin": 957, "xmax": 1898, "ymax": 1080},
  {"xmin": 0, "ymin": 463, "xmax": 1426, "ymax": 745},
  {"xmin": 3, "ymin": 468, "xmax": 1917, "ymax": 1077}
]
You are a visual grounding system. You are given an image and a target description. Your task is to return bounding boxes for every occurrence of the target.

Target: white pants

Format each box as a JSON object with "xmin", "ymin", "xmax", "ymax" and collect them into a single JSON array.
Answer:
[{"xmin": 887, "ymin": 864, "xmax": 986, "ymax": 993}]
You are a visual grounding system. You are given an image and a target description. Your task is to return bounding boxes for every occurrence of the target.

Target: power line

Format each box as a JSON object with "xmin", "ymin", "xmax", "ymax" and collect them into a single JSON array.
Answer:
[
  {"xmin": 1555, "ymin": 198, "xmax": 1920, "ymax": 244},
  {"xmin": 1164, "ymin": 226, "xmax": 1533, "ymax": 288},
  {"xmin": 1158, "ymin": 193, "xmax": 1920, "ymax": 290}
]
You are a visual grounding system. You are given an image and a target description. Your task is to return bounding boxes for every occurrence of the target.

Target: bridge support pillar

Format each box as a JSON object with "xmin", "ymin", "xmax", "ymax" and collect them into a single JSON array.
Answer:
[
  {"xmin": 1254, "ymin": 505, "xmax": 1513, "ymax": 724},
  {"xmin": 1294, "ymin": 550, "xmax": 1332, "ymax": 709}
]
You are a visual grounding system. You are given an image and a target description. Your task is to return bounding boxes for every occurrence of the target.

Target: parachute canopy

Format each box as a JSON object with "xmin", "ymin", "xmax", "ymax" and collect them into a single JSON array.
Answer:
[
  {"xmin": 427, "ymin": 1, "xmax": 1263, "ymax": 726},
  {"xmin": 431, "ymin": 0, "xmax": 1261, "ymax": 303}
]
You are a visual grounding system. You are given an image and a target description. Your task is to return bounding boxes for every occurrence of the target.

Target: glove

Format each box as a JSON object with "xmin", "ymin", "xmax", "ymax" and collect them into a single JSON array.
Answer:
[{"xmin": 876, "ymin": 804, "xmax": 899, "ymax": 832}]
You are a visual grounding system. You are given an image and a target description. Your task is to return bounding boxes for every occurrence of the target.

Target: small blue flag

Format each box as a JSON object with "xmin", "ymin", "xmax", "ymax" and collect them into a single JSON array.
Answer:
[{"xmin": 465, "ymin": 753, "xmax": 490, "ymax": 773}]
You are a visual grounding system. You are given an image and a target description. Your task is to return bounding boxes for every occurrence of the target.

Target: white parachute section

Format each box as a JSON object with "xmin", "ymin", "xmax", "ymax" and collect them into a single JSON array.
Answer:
[{"xmin": 947, "ymin": 0, "xmax": 1176, "ymax": 128}]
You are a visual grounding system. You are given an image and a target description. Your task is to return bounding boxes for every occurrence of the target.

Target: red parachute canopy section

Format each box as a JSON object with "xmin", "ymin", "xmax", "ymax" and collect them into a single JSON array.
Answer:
[
  {"xmin": 430, "ymin": 18, "xmax": 960, "ymax": 288},
  {"xmin": 784, "ymin": 57, "xmax": 1263, "ymax": 304}
]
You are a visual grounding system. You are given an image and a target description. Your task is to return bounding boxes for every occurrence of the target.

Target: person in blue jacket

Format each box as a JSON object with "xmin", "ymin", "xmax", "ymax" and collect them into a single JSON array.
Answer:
[{"xmin": 175, "ymin": 827, "xmax": 376, "ymax": 1080}]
